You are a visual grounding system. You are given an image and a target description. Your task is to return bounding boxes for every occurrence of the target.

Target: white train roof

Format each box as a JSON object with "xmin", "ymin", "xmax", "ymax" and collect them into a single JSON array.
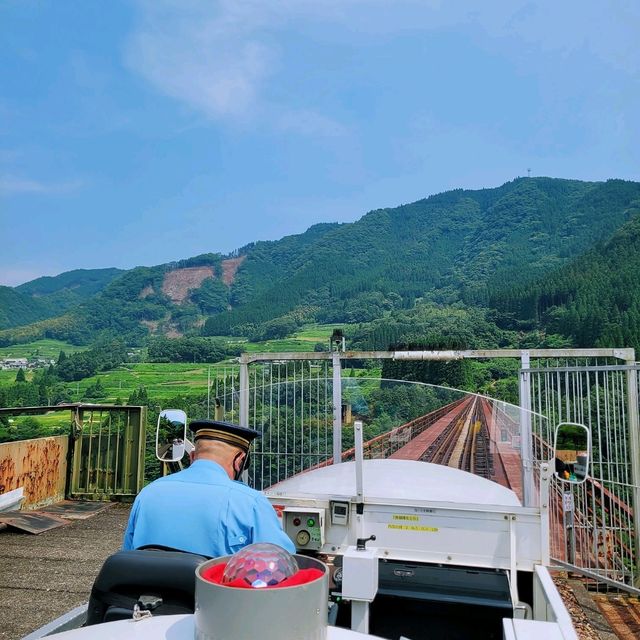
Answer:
[{"xmin": 266, "ymin": 459, "xmax": 521, "ymax": 507}]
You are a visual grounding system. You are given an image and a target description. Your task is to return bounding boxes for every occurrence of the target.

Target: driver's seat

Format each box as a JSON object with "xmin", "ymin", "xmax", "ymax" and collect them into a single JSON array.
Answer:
[{"xmin": 87, "ymin": 548, "xmax": 208, "ymax": 625}]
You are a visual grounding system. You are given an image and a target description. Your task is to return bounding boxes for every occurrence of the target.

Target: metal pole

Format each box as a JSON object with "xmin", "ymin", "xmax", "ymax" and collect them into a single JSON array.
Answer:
[
  {"xmin": 332, "ymin": 352, "xmax": 342, "ymax": 464},
  {"xmin": 564, "ymin": 490, "xmax": 576, "ymax": 564},
  {"xmin": 240, "ymin": 362, "xmax": 249, "ymax": 429},
  {"xmin": 539, "ymin": 462, "xmax": 551, "ymax": 565},
  {"xmin": 207, "ymin": 366, "xmax": 211, "ymax": 419},
  {"xmin": 625, "ymin": 359, "xmax": 640, "ymax": 583},
  {"xmin": 520, "ymin": 351, "xmax": 534, "ymax": 507},
  {"xmin": 354, "ymin": 420, "xmax": 364, "ymax": 505}
]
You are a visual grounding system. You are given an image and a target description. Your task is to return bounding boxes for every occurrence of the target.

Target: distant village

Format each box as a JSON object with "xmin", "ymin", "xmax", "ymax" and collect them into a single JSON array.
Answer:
[{"xmin": 1, "ymin": 357, "xmax": 56, "ymax": 370}]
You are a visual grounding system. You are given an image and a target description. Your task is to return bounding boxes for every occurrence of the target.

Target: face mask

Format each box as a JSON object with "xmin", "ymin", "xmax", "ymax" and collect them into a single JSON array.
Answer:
[{"xmin": 233, "ymin": 450, "xmax": 250, "ymax": 481}]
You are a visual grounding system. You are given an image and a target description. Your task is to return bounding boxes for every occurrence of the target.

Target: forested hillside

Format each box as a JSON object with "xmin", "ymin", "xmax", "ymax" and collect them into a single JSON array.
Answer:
[
  {"xmin": 2, "ymin": 177, "xmax": 639, "ymax": 348},
  {"xmin": 204, "ymin": 178, "xmax": 640, "ymax": 337},
  {"xmin": 489, "ymin": 213, "xmax": 640, "ymax": 351},
  {"xmin": 16, "ymin": 267, "xmax": 123, "ymax": 301},
  {"xmin": 0, "ymin": 255, "xmax": 224, "ymax": 345},
  {"xmin": 0, "ymin": 286, "xmax": 54, "ymax": 330},
  {"xmin": 0, "ymin": 268, "xmax": 123, "ymax": 330}
]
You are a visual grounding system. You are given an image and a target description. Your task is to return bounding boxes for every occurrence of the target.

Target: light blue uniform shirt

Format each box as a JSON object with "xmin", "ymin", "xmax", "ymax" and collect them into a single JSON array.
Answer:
[{"xmin": 123, "ymin": 459, "xmax": 295, "ymax": 557}]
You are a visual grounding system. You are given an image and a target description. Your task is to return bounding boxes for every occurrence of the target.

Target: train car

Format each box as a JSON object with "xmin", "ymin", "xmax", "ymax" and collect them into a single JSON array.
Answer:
[{"xmin": 21, "ymin": 409, "xmax": 583, "ymax": 640}]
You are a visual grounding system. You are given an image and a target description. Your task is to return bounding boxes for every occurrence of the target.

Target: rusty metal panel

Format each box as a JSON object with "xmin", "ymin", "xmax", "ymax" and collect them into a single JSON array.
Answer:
[
  {"xmin": 0, "ymin": 510, "xmax": 67, "ymax": 534},
  {"xmin": 0, "ymin": 436, "xmax": 68, "ymax": 508},
  {"xmin": 39, "ymin": 500, "xmax": 113, "ymax": 519}
]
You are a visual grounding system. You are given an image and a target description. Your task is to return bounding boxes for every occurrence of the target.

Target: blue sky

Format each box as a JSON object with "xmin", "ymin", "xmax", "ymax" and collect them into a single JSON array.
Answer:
[{"xmin": 1, "ymin": 0, "xmax": 638, "ymax": 286}]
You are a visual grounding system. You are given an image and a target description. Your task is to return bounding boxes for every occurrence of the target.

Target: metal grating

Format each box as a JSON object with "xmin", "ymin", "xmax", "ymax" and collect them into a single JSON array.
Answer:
[{"xmin": 69, "ymin": 406, "xmax": 146, "ymax": 499}]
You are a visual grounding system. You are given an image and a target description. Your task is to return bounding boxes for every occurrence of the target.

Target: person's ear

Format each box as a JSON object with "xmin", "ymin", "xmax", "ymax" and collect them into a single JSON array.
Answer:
[
  {"xmin": 233, "ymin": 451, "xmax": 246, "ymax": 474},
  {"xmin": 190, "ymin": 449, "xmax": 196, "ymax": 463}
]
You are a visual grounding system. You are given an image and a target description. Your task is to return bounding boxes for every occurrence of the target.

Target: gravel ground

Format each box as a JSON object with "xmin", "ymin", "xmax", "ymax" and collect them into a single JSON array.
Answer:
[
  {"xmin": 555, "ymin": 577, "xmax": 606, "ymax": 640},
  {"xmin": 0, "ymin": 504, "xmax": 130, "ymax": 640}
]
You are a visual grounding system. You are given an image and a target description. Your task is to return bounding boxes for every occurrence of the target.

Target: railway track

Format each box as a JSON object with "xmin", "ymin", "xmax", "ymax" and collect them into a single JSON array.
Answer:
[
  {"xmin": 356, "ymin": 395, "xmax": 634, "ymax": 590},
  {"xmin": 420, "ymin": 396, "xmax": 494, "ymax": 479}
]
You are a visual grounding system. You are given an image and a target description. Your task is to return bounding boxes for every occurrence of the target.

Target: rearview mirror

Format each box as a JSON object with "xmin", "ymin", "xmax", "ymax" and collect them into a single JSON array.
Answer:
[
  {"xmin": 156, "ymin": 409, "xmax": 187, "ymax": 462},
  {"xmin": 553, "ymin": 422, "xmax": 590, "ymax": 484}
]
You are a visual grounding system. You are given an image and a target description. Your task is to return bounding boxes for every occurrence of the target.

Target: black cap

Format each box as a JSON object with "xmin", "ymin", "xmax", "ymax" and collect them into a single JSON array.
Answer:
[{"xmin": 189, "ymin": 420, "xmax": 260, "ymax": 452}]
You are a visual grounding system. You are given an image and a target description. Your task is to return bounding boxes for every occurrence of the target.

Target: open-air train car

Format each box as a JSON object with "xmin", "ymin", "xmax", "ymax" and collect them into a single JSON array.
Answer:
[{"xmin": 22, "ymin": 405, "xmax": 583, "ymax": 640}]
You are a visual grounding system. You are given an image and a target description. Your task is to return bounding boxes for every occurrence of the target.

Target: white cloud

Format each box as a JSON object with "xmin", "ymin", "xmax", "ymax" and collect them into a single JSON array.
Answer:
[
  {"xmin": 127, "ymin": 0, "xmax": 279, "ymax": 120},
  {"xmin": 127, "ymin": 0, "xmax": 352, "ymax": 133},
  {"xmin": 127, "ymin": 0, "xmax": 638, "ymax": 134},
  {"xmin": 0, "ymin": 176, "xmax": 84, "ymax": 195}
]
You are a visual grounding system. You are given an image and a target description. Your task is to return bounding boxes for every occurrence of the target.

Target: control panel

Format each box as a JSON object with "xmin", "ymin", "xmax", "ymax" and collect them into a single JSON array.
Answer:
[{"xmin": 283, "ymin": 508, "xmax": 325, "ymax": 551}]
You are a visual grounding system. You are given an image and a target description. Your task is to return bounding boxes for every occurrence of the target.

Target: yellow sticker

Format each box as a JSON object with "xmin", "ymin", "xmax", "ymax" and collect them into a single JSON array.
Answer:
[
  {"xmin": 392, "ymin": 514, "xmax": 419, "ymax": 521},
  {"xmin": 388, "ymin": 524, "xmax": 439, "ymax": 532}
]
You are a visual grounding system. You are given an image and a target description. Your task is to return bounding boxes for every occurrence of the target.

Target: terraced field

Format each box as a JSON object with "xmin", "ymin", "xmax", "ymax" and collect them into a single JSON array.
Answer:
[
  {"xmin": 0, "ymin": 324, "xmax": 345, "ymax": 405},
  {"xmin": 0, "ymin": 339, "xmax": 86, "ymax": 359},
  {"xmin": 69, "ymin": 363, "xmax": 232, "ymax": 402}
]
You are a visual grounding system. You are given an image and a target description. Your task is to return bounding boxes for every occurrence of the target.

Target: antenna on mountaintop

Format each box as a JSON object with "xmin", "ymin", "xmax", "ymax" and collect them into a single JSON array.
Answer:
[{"xmin": 527, "ymin": 168, "xmax": 532, "ymax": 178}]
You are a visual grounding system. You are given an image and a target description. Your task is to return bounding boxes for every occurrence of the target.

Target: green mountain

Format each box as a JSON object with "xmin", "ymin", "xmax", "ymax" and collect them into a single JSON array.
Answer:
[
  {"xmin": 17, "ymin": 268, "xmax": 123, "ymax": 304},
  {"xmin": 0, "ymin": 268, "xmax": 124, "ymax": 331},
  {"xmin": 489, "ymin": 213, "xmax": 640, "ymax": 351},
  {"xmin": 0, "ymin": 286, "xmax": 54, "ymax": 330},
  {"xmin": 2, "ymin": 177, "xmax": 639, "ymax": 347},
  {"xmin": 204, "ymin": 177, "xmax": 640, "ymax": 334}
]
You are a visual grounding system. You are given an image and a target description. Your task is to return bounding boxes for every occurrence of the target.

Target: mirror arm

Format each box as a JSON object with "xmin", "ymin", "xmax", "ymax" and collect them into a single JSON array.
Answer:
[{"xmin": 539, "ymin": 462, "xmax": 551, "ymax": 565}]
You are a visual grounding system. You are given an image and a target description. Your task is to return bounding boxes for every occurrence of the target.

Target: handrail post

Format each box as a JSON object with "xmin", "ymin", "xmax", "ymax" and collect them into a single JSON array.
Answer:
[
  {"xmin": 240, "ymin": 360, "xmax": 249, "ymax": 429},
  {"xmin": 625, "ymin": 358, "xmax": 640, "ymax": 584},
  {"xmin": 332, "ymin": 352, "xmax": 342, "ymax": 464},
  {"xmin": 520, "ymin": 351, "xmax": 534, "ymax": 507}
]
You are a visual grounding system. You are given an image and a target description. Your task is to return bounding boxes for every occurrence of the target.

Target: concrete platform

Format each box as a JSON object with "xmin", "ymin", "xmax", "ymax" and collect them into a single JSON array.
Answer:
[{"xmin": 0, "ymin": 503, "xmax": 131, "ymax": 640}]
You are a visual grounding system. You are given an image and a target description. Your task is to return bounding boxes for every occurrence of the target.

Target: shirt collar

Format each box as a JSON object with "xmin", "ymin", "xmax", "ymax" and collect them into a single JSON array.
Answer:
[{"xmin": 190, "ymin": 458, "xmax": 229, "ymax": 477}]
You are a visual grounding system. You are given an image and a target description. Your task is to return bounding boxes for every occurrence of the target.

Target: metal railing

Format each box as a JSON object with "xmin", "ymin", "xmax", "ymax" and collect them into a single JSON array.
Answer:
[
  {"xmin": 68, "ymin": 405, "xmax": 146, "ymax": 500},
  {"xmin": 0, "ymin": 404, "xmax": 146, "ymax": 503},
  {"xmin": 527, "ymin": 361, "xmax": 640, "ymax": 590}
]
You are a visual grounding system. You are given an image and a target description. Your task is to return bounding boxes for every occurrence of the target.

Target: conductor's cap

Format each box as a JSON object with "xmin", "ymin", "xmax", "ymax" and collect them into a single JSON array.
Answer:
[{"xmin": 189, "ymin": 420, "xmax": 260, "ymax": 451}]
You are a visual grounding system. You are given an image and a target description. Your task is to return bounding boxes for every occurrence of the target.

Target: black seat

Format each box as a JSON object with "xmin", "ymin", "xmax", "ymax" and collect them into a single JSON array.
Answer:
[{"xmin": 87, "ymin": 548, "xmax": 208, "ymax": 625}]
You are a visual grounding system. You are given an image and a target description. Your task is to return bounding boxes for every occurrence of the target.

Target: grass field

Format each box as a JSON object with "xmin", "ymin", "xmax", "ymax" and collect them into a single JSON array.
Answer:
[
  {"xmin": 0, "ymin": 325, "xmax": 352, "ymax": 404},
  {"xmin": 17, "ymin": 410, "xmax": 73, "ymax": 429},
  {"xmin": 0, "ymin": 370, "xmax": 21, "ymax": 385},
  {"xmin": 0, "ymin": 339, "xmax": 86, "ymax": 359},
  {"xmin": 69, "ymin": 362, "xmax": 240, "ymax": 403},
  {"xmin": 2, "ymin": 410, "xmax": 74, "ymax": 438},
  {"xmin": 241, "ymin": 324, "xmax": 344, "ymax": 353}
]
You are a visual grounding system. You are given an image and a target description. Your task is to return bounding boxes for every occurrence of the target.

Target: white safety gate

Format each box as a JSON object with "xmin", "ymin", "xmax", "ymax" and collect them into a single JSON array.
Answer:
[{"xmin": 525, "ymin": 360, "xmax": 640, "ymax": 591}]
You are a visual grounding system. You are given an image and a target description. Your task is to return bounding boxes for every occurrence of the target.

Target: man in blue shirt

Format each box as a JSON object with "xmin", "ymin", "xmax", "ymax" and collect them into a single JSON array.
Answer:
[{"xmin": 123, "ymin": 420, "xmax": 295, "ymax": 557}]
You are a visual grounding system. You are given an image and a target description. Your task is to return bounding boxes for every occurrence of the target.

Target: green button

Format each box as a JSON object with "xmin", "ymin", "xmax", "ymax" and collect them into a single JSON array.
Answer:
[{"xmin": 307, "ymin": 518, "xmax": 315, "ymax": 527}]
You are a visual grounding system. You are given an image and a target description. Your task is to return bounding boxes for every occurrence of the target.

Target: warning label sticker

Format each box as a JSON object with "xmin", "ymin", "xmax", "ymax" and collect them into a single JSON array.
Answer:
[{"xmin": 388, "ymin": 524, "xmax": 439, "ymax": 532}]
